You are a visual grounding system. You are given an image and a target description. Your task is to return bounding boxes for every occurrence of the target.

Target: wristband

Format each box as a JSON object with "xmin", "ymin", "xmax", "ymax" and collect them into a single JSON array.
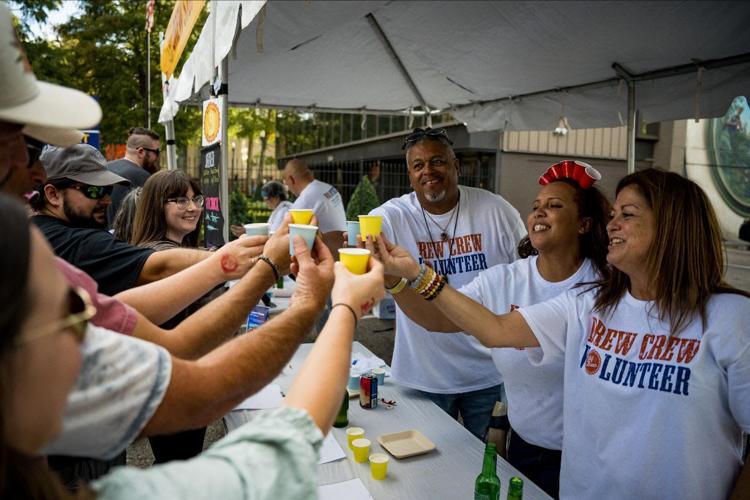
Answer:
[
  {"xmin": 257, "ymin": 255, "xmax": 280, "ymax": 282},
  {"xmin": 332, "ymin": 302, "xmax": 358, "ymax": 324},
  {"xmin": 386, "ymin": 277, "xmax": 408, "ymax": 295},
  {"xmin": 408, "ymin": 264, "xmax": 428, "ymax": 289}
]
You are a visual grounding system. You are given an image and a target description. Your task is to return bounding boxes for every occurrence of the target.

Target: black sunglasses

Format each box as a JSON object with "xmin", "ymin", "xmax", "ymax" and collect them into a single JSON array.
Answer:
[
  {"xmin": 141, "ymin": 147, "xmax": 160, "ymax": 156},
  {"xmin": 401, "ymin": 127, "xmax": 453, "ymax": 150},
  {"xmin": 24, "ymin": 136, "xmax": 45, "ymax": 169},
  {"xmin": 69, "ymin": 184, "xmax": 113, "ymax": 200}
]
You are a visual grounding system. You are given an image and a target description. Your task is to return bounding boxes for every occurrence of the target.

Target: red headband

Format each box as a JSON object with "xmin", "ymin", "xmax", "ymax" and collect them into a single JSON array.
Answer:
[{"xmin": 539, "ymin": 160, "xmax": 601, "ymax": 189}]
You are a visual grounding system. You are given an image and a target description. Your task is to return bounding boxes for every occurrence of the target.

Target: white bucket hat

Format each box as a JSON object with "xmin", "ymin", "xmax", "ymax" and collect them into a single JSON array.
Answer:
[{"xmin": 0, "ymin": 3, "xmax": 101, "ymax": 132}]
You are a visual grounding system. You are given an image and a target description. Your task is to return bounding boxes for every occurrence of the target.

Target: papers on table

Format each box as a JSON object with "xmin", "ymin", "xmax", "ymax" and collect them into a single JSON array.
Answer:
[
  {"xmin": 318, "ymin": 478, "xmax": 373, "ymax": 500},
  {"xmin": 232, "ymin": 384, "xmax": 283, "ymax": 410},
  {"xmin": 318, "ymin": 433, "xmax": 345, "ymax": 464},
  {"xmin": 350, "ymin": 352, "xmax": 390, "ymax": 377}
]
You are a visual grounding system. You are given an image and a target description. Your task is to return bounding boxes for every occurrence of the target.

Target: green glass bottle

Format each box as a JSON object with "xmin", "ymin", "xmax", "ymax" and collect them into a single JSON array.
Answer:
[
  {"xmin": 277, "ymin": 276, "xmax": 284, "ymax": 289},
  {"xmin": 507, "ymin": 476, "xmax": 523, "ymax": 500},
  {"xmin": 333, "ymin": 391, "xmax": 349, "ymax": 428},
  {"xmin": 474, "ymin": 442, "xmax": 500, "ymax": 500}
]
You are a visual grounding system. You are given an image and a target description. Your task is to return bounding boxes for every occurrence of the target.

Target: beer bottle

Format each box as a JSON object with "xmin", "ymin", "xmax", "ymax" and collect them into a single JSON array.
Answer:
[
  {"xmin": 333, "ymin": 391, "xmax": 349, "ymax": 428},
  {"xmin": 507, "ymin": 476, "xmax": 523, "ymax": 500},
  {"xmin": 474, "ymin": 442, "xmax": 500, "ymax": 500},
  {"xmin": 277, "ymin": 276, "xmax": 284, "ymax": 289}
]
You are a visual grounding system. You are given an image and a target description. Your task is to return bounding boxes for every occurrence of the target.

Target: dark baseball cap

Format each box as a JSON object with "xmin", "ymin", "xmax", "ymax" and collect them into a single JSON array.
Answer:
[{"xmin": 41, "ymin": 144, "xmax": 130, "ymax": 187}]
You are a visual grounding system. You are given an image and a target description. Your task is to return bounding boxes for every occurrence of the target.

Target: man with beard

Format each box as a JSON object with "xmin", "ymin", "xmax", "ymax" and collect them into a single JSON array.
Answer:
[
  {"xmin": 369, "ymin": 127, "xmax": 526, "ymax": 442},
  {"xmin": 31, "ymin": 143, "xmax": 213, "ymax": 296},
  {"xmin": 106, "ymin": 126, "xmax": 161, "ymax": 227}
]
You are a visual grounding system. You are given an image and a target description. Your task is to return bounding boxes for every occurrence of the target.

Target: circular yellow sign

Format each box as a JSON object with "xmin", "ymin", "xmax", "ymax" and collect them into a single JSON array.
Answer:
[{"xmin": 203, "ymin": 102, "xmax": 220, "ymax": 143}]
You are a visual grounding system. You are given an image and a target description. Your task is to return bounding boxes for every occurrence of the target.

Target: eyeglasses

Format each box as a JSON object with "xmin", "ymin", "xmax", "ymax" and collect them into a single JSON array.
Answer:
[
  {"xmin": 401, "ymin": 127, "xmax": 453, "ymax": 150},
  {"xmin": 24, "ymin": 136, "xmax": 45, "ymax": 169},
  {"xmin": 70, "ymin": 184, "xmax": 113, "ymax": 200},
  {"xmin": 15, "ymin": 287, "xmax": 96, "ymax": 347},
  {"xmin": 141, "ymin": 147, "xmax": 160, "ymax": 156},
  {"xmin": 166, "ymin": 194, "xmax": 205, "ymax": 210}
]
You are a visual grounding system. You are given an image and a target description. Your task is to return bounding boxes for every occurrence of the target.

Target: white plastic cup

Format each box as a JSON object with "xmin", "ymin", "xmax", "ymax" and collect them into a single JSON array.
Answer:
[
  {"xmin": 289, "ymin": 224, "xmax": 318, "ymax": 255},
  {"xmin": 346, "ymin": 221, "xmax": 360, "ymax": 247},
  {"xmin": 244, "ymin": 223, "xmax": 270, "ymax": 236}
]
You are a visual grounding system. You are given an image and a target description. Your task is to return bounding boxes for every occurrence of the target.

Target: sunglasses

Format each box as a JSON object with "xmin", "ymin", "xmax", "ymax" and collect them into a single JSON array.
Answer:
[
  {"xmin": 141, "ymin": 147, "xmax": 160, "ymax": 156},
  {"xmin": 401, "ymin": 127, "xmax": 453, "ymax": 150},
  {"xmin": 166, "ymin": 194, "xmax": 205, "ymax": 210},
  {"xmin": 24, "ymin": 136, "xmax": 45, "ymax": 169},
  {"xmin": 70, "ymin": 184, "xmax": 114, "ymax": 200},
  {"xmin": 15, "ymin": 287, "xmax": 96, "ymax": 347}
]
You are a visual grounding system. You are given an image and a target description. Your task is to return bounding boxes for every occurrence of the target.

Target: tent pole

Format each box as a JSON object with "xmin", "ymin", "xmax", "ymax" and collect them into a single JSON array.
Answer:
[
  {"xmin": 159, "ymin": 33, "xmax": 178, "ymax": 171},
  {"xmin": 627, "ymin": 81, "xmax": 636, "ymax": 174},
  {"xmin": 219, "ymin": 55, "xmax": 230, "ymax": 244}
]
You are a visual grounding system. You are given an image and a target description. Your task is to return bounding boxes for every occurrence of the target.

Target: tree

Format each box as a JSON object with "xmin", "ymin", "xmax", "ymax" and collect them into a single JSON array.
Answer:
[{"xmin": 12, "ymin": 0, "xmax": 206, "ymax": 150}]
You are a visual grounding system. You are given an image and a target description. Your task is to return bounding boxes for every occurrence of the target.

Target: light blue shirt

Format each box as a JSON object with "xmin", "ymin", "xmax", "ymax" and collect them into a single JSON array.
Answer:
[{"xmin": 92, "ymin": 407, "xmax": 323, "ymax": 500}]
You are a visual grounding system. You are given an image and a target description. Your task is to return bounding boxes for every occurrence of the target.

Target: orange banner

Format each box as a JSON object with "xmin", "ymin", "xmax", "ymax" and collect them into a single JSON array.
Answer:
[{"xmin": 160, "ymin": 0, "xmax": 206, "ymax": 79}]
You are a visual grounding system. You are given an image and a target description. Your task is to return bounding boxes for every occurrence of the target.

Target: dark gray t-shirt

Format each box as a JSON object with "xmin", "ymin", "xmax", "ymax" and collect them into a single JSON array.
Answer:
[{"xmin": 106, "ymin": 158, "xmax": 150, "ymax": 228}]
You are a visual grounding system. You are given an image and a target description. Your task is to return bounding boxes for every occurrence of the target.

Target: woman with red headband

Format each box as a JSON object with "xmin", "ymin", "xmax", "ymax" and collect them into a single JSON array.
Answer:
[
  {"xmin": 370, "ymin": 160, "xmax": 610, "ymax": 497},
  {"xmin": 372, "ymin": 167, "xmax": 750, "ymax": 500}
]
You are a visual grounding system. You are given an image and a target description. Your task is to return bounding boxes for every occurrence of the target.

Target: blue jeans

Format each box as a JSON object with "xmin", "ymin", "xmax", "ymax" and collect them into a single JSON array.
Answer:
[{"xmin": 418, "ymin": 384, "xmax": 504, "ymax": 441}]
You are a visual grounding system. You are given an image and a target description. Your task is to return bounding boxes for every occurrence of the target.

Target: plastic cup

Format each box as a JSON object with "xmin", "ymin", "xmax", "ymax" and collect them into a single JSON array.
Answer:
[
  {"xmin": 289, "ymin": 224, "xmax": 318, "ymax": 255},
  {"xmin": 289, "ymin": 209, "xmax": 314, "ymax": 225},
  {"xmin": 346, "ymin": 221, "xmax": 360, "ymax": 247},
  {"xmin": 358, "ymin": 215, "xmax": 382, "ymax": 242},
  {"xmin": 372, "ymin": 367, "xmax": 385, "ymax": 386},
  {"xmin": 243, "ymin": 223, "xmax": 269, "ymax": 236},
  {"xmin": 348, "ymin": 371, "xmax": 361, "ymax": 390},
  {"xmin": 369, "ymin": 453, "xmax": 389, "ymax": 480},
  {"xmin": 339, "ymin": 248, "xmax": 370, "ymax": 275},
  {"xmin": 578, "ymin": 165, "xmax": 602, "ymax": 189},
  {"xmin": 352, "ymin": 438, "xmax": 371, "ymax": 463},
  {"xmin": 346, "ymin": 427, "xmax": 365, "ymax": 450}
]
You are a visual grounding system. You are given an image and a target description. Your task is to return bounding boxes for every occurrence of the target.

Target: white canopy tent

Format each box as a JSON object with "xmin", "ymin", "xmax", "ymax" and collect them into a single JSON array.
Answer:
[{"xmin": 160, "ymin": 0, "xmax": 750, "ymax": 240}]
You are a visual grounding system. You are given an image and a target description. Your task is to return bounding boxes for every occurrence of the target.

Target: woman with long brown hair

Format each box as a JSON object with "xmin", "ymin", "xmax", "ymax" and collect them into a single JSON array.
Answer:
[{"xmin": 373, "ymin": 168, "xmax": 749, "ymax": 499}]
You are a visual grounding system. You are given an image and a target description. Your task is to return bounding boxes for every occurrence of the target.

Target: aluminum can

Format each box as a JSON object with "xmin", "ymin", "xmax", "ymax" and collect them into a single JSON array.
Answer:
[{"xmin": 359, "ymin": 374, "xmax": 378, "ymax": 409}]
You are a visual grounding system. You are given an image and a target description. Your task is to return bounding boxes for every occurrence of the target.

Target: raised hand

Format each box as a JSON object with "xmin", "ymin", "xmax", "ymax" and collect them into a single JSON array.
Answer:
[
  {"xmin": 262, "ymin": 214, "xmax": 292, "ymax": 275},
  {"xmin": 331, "ymin": 256, "xmax": 385, "ymax": 319},
  {"xmin": 212, "ymin": 234, "xmax": 267, "ymax": 279},
  {"xmin": 290, "ymin": 235, "xmax": 334, "ymax": 312},
  {"xmin": 365, "ymin": 234, "xmax": 421, "ymax": 281}
]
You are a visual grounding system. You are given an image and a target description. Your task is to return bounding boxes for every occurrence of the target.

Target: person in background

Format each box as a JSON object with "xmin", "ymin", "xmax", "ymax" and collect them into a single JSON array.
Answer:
[
  {"xmin": 106, "ymin": 127, "xmax": 161, "ymax": 227},
  {"xmin": 111, "ymin": 187, "xmax": 142, "ymax": 242},
  {"xmin": 369, "ymin": 160, "xmax": 611, "ymax": 497},
  {"xmin": 0, "ymin": 192, "xmax": 385, "ymax": 499},
  {"xmin": 230, "ymin": 180, "xmax": 292, "ymax": 238},
  {"xmin": 368, "ymin": 127, "xmax": 526, "ymax": 442},
  {"xmin": 283, "ymin": 158, "xmax": 347, "ymax": 257},
  {"xmin": 130, "ymin": 169, "xmax": 210, "ymax": 463},
  {"xmin": 374, "ymin": 168, "xmax": 750, "ymax": 500},
  {"xmin": 346, "ymin": 161, "xmax": 381, "ymax": 221}
]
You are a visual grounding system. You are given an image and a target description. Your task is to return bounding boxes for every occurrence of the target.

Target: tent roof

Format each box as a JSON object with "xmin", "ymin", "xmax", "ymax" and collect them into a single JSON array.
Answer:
[{"xmin": 161, "ymin": 1, "xmax": 750, "ymax": 131}]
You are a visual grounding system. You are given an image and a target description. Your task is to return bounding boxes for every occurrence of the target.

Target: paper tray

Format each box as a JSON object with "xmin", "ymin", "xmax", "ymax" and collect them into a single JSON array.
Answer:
[{"xmin": 378, "ymin": 430, "xmax": 436, "ymax": 458}]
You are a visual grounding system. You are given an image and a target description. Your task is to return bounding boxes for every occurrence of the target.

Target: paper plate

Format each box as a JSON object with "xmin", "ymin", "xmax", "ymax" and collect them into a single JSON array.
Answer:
[{"xmin": 378, "ymin": 430, "xmax": 436, "ymax": 458}]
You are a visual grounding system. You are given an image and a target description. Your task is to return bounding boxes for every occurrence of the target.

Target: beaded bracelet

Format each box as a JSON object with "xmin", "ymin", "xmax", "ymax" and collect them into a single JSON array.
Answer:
[
  {"xmin": 420, "ymin": 270, "xmax": 441, "ymax": 298},
  {"xmin": 332, "ymin": 302, "xmax": 358, "ymax": 324},
  {"xmin": 415, "ymin": 265, "xmax": 436, "ymax": 294},
  {"xmin": 257, "ymin": 255, "xmax": 280, "ymax": 282},
  {"xmin": 425, "ymin": 275, "xmax": 447, "ymax": 301},
  {"xmin": 408, "ymin": 263, "xmax": 428, "ymax": 290},
  {"xmin": 386, "ymin": 277, "xmax": 408, "ymax": 295}
]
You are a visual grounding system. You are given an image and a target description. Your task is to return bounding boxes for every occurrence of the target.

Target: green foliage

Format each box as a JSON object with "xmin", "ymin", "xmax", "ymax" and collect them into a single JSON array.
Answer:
[
  {"xmin": 12, "ymin": 0, "xmax": 206, "ymax": 148},
  {"xmin": 229, "ymin": 188, "xmax": 271, "ymax": 234}
]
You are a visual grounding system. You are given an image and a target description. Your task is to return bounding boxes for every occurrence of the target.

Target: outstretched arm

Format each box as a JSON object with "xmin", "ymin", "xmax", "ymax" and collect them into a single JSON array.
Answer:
[
  {"xmin": 284, "ymin": 255, "xmax": 384, "ymax": 434},
  {"xmin": 138, "ymin": 235, "xmax": 332, "ymax": 437},
  {"xmin": 117, "ymin": 235, "xmax": 267, "ymax": 324}
]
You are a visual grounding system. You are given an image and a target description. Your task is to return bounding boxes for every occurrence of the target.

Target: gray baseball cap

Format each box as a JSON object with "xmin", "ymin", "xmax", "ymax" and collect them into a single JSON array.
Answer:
[{"xmin": 41, "ymin": 144, "xmax": 130, "ymax": 187}]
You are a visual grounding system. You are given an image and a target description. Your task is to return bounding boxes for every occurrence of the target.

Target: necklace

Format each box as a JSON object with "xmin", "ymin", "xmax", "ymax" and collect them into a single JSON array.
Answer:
[
  {"xmin": 422, "ymin": 202, "xmax": 458, "ymax": 241},
  {"xmin": 420, "ymin": 193, "xmax": 461, "ymax": 284}
]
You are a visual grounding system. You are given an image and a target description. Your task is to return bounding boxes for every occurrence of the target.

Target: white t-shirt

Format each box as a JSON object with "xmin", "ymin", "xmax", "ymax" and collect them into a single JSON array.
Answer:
[
  {"xmin": 459, "ymin": 256, "xmax": 597, "ymax": 449},
  {"xmin": 292, "ymin": 180, "xmax": 346, "ymax": 233},
  {"xmin": 42, "ymin": 325, "xmax": 172, "ymax": 459},
  {"xmin": 268, "ymin": 200, "xmax": 292, "ymax": 231},
  {"xmin": 519, "ymin": 289, "xmax": 750, "ymax": 500},
  {"xmin": 371, "ymin": 185, "xmax": 526, "ymax": 393}
]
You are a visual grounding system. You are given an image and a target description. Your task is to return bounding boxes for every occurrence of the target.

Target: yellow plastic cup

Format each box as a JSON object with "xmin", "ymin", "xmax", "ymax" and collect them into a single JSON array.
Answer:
[
  {"xmin": 346, "ymin": 427, "xmax": 365, "ymax": 450},
  {"xmin": 352, "ymin": 438, "xmax": 371, "ymax": 463},
  {"xmin": 338, "ymin": 248, "xmax": 370, "ymax": 275},
  {"xmin": 358, "ymin": 215, "xmax": 382, "ymax": 242},
  {"xmin": 369, "ymin": 453, "xmax": 389, "ymax": 480},
  {"xmin": 289, "ymin": 209, "xmax": 314, "ymax": 224}
]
